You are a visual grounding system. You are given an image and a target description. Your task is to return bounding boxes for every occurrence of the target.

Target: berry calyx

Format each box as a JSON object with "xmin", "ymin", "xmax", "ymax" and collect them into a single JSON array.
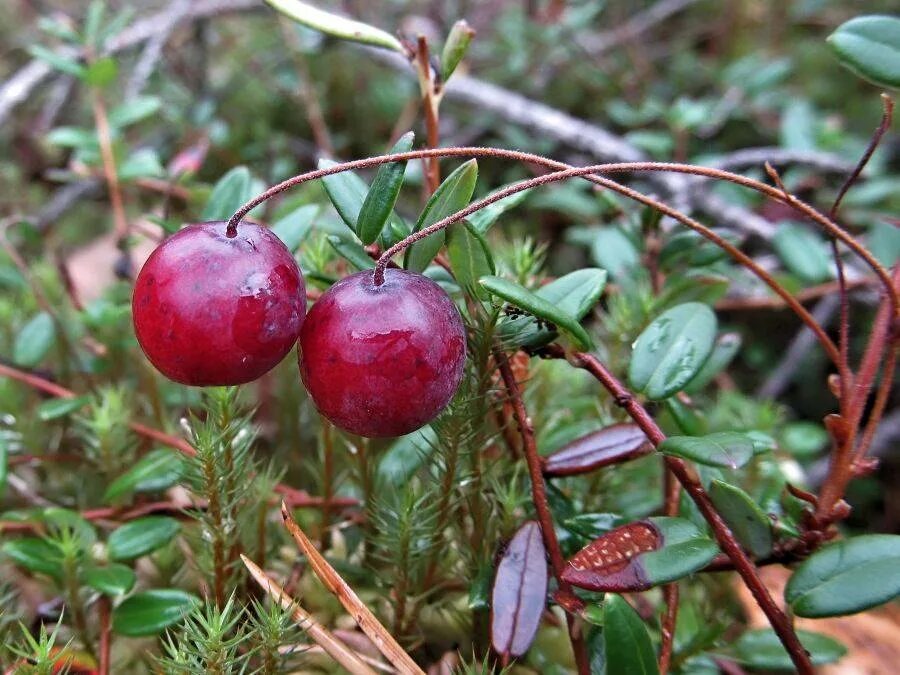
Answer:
[
  {"xmin": 298, "ymin": 268, "xmax": 467, "ymax": 437},
  {"xmin": 132, "ymin": 221, "xmax": 306, "ymax": 386}
]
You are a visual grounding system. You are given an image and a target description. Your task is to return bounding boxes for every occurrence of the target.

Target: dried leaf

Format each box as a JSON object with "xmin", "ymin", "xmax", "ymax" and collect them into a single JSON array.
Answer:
[{"xmin": 543, "ymin": 423, "xmax": 652, "ymax": 477}]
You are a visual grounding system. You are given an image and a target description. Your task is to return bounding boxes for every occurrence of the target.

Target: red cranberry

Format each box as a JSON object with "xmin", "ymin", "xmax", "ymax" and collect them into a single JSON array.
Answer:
[
  {"xmin": 298, "ymin": 269, "xmax": 467, "ymax": 437},
  {"xmin": 132, "ymin": 221, "xmax": 306, "ymax": 386}
]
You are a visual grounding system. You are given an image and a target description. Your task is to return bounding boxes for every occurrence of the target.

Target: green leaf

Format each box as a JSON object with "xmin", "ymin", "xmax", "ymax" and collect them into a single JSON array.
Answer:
[
  {"xmin": 46, "ymin": 126, "xmax": 98, "ymax": 150},
  {"xmin": 628, "ymin": 302, "xmax": 717, "ymax": 400},
  {"xmin": 684, "ymin": 332, "xmax": 742, "ymax": 393},
  {"xmin": 108, "ymin": 96, "xmax": 161, "ymax": 128},
  {"xmin": 112, "ymin": 589, "xmax": 199, "ymax": 637},
  {"xmin": 107, "ymin": 516, "xmax": 180, "ymax": 561},
  {"xmin": 13, "ymin": 312, "xmax": 56, "ymax": 368},
  {"xmin": 447, "ymin": 222, "xmax": 494, "ymax": 298},
  {"xmin": 43, "ymin": 507, "xmax": 97, "ymax": 547},
  {"xmin": 327, "ymin": 235, "xmax": 375, "ymax": 270},
  {"xmin": 119, "ymin": 148, "xmax": 165, "ymax": 181},
  {"xmin": 779, "ymin": 421, "xmax": 828, "ymax": 459},
  {"xmin": 603, "ymin": 595, "xmax": 660, "ymax": 675},
  {"xmin": 730, "ymin": 628, "xmax": 846, "ymax": 671},
  {"xmin": 659, "ymin": 432, "xmax": 755, "ymax": 469},
  {"xmin": 38, "ymin": 396, "xmax": 90, "ymax": 421},
  {"xmin": 265, "ymin": 0, "xmax": 405, "ymax": 53},
  {"xmin": 84, "ymin": 56, "xmax": 118, "ymax": 87},
  {"xmin": 772, "ymin": 222, "xmax": 833, "ymax": 284},
  {"xmin": 591, "ymin": 227, "xmax": 640, "ymax": 280},
  {"xmin": 639, "ymin": 517, "xmax": 719, "ymax": 586},
  {"xmin": 271, "ymin": 204, "xmax": 319, "ymax": 251},
  {"xmin": 2, "ymin": 538, "xmax": 63, "ymax": 579},
  {"xmin": 83, "ymin": 563, "xmax": 136, "ymax": 596},
  {"xmin": 441, "ymin": 20, "xmax": 475, "ymax": 80},
  {"xmin": 709, "ymin": 480, "xmax": 773, "ymax": 558},
  {"xmin": 104, "ymin": 449, "xmax": 186, "ymax": 501},
  {"xmin": 480, "ymin": 275, "xmax": 593, "ymax": 350},
  {"xmin": 467, "ymin": 186, "xmax": 531, "ymax": 234},
  {"xmin": 28, "ymin": 45, "xmax": 87, "ymax": 78},
  {"xmin": 319, "ymin": 159, "xmax": 370, "ymax": 234},
  {"xmin": 869, "ymin": 220, "xmax": 900, "ymax": 267},
  {"xmin": 828, "ymin": 15, "xmax": 900, "ymax": 89},
  {"xmin": 405, "ymin": 160, "xmax": 478, "ymax": 272},
  {"xmin": 785, "ymin": 534, "xmax": 900, "ymax": 618},
  {"xmin": 201, "ymin": 167, "xmax": 253, "ymax": 222},
  {"xmin": 357, "ymin": 132, "xmax": 413, "ymax": 244}
]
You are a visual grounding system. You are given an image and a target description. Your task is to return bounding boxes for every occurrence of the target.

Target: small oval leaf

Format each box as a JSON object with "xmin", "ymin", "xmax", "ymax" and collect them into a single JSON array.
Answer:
[
  {"xmin": 658, "ymin": 432, "xmax": 755, "ymax": 469},
  {"xmin": 561, "ymin": 517, "xmax": 717, "ymax": 591},
  {"xmin": 14, "ymin": 312, "xmax": 56, "ymax": 367},
  {"xmin": 785, "ymin": 534, "xmax": 900, "ymax": 618},
  {"xmin": 628, "ymin": 302, "xmax": 717, "ymax": 400},
  {"xmin": 104, "ymin": 449, "xmax": 186, "ymax": 501},
  {"xmin": 83, "ymin": 563, "xmax": 136, "ymax": 596},
  {"xmin": 112, "ymin": 589, "xmax": 199, "ymax": 636},
  {"xmin": 709, "ymin": 480, "xmax": 773, "ymax": 558},
  {"xmin": 405, "ymin": 160, "xmax": 478, "ymax": 272},
  {"xmin": 448, "ymin": 221, "xmax": 495, "ymax": 298},
  {"xmin": 772, "ymin": 222, "xmax": 833, "ymax": 284},
  {"xmin": 543, "ymin": 424, "xmax": 652, "ymax": 477},
  {"xmin": 730, "ymin": 628, "xmax": 846, "ymax": 670},
  {"xmin": 828, "ymin": 15, "xmax": 900, "ymax": 89},
  {"xmin": 201, "ymin": 166, "xmax": 252, "ymax": 221},
  {"xmin": 490, "ymin": 521, "xmax": 548, "ymax": 660},
  {"xmin": 107, "ymin": 516, "xmax": 180, "ymax": 561},
  {"xmin": 603, "ymin": 595, "xmax": 660, "ymax": 675},
  {"xmin": 684, "ymin": 332, "xmax": 742, "ymax": 393},
  {"xmin": 591, "ymin": 227, "xmax": 640, "ymax": 280},
  {"xmin": 357, "ymin": 132, "xmax": 414, "ymax": 245},
  {"xmin": 2, "ymin": 537, "xmax": 63, "ymax": 579},
  {"xmin": 265, "ymin": 0, "xmax": 405, "ymax": 53}
]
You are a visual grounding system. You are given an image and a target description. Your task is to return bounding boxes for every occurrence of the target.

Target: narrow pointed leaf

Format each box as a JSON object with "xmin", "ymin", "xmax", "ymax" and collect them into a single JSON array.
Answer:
[
  {"xmin": 107, "ymin": 516, "xmax": 180, "ymax": 561},
  {"xmin": 357, "ymin": 132, "xmax": 413, "ymax": 244},
  {"xmin": 490, "ymin": 521, "xmax": 548, "ymax": 660},
  {"xmin": 201, "ymin": 166, "xmax": 252, "ymax": 221},
  {"xmin": 38, "ymin": 396, "xmax": 90, "ymax": 421},
  {"xmin": 2, "ymin": 537, "xmax": 63, "ymax": 579},
  {"xmin": 659, "ymin": 432, "xmax": 754, "ymax": 469},
  {"xmin": 591, "ymin": 227, "xmax": 640, "ymax": 280},
  {"xmin": 827, "ymin": 15, "xmax": 900, "ymax": 89},
  {"xmin": 785, "ymin": 535, "xmax": 900, "ymax": 618},
  {"xmin": 319, "ymin": 159, "xmax": 370, "ymax": 233},
  {"xmin": 729, "ymin": 628, "xmax": 846, "ymax": 670},
  {"xmin": 441, "ymin": 20, "xmax": 475, "ymax": 80},
  {"xmin": 709, "ymin": 480, "xmax": 773, "ymax": 558},
  {"xmin": 405, "ymin": 160, "xmax": 478, "ymax": 272},
  {"xmin": 327, "ymin": 235, "xmax": 375, "ymax": 270},
  {"xmin": 112, "ymin": 589, "xmax": 199, "ymax": 636},
  {"xmin": 447, "ymin": 221, "xmax": 494, "ymax": 298},
  {"xmin": 271, "ymin": 204, "xmax": 319, "ymax": 251},
  {"xmin": 603, "ymin": 595, "xmax": 660, "ymax": 675},
  {"xmin": 684, "ymin": 332, "xmax": 742, "ymax": 393},
  {"xmin": 561, "ymin": 517, "xmax": 718, "ymax": 591},
  {"xmin": 480, "ymin": 275, "xmax": 593, "ymax": 350},
  {"xmin": 82, "ymin": 563, "xmax": 136, "ymax": 596},
  {"xmin": 543, "ymin": 424, "xmax": 652, "ymax": 477},
  {"xmin": 629, "ymin": 302, "xmax": 717, "ymax": 400},
  {"xmin": 266, "ymin": 0, "xmax": 405, "ymax": 53},
  {"xmin": 104, "ymin": 449, "xmax": 186, "ymax": 501}
]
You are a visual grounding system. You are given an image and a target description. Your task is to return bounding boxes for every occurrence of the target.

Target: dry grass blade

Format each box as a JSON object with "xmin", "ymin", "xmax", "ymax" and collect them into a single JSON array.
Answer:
[
  {"xmin": 240, "ymin": 554, "xmax": 378, "ymax": 675},
  {"xmin": 280, "ymin": 501, "xmax": 425, "ymax": 675}
]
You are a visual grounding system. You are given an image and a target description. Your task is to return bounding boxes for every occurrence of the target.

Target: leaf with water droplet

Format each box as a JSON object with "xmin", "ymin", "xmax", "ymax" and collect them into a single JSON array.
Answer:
[{"xmin": 659, "ymin": 432, "xmax": 755, "ymax": 469}]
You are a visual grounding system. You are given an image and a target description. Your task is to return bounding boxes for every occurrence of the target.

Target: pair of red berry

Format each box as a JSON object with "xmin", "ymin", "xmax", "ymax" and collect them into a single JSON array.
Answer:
[{"xmin": 132, "ymin": 221, "xmax": 467, "ymax": 437}]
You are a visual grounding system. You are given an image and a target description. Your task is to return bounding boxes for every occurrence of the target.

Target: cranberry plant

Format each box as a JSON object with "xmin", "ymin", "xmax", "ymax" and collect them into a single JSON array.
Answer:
[{"xmin": 1, "ymin": 2, "xmax": 899, "ymax": 674}]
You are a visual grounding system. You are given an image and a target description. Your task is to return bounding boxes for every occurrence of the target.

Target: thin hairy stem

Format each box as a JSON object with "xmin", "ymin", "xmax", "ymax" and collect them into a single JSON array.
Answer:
[{"xmin": 495, "ymin": 350, "xmax": 590, "ymax": 675}]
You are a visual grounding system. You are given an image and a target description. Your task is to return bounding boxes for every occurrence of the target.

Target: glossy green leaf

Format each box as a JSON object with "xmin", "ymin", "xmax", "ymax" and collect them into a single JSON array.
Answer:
[
  {"xmin": 664, "ymin": 397, "xmax": 706, "ymax": 437},
  {"xmin": 447, "ymin": 222, "xmax": 494, "ymax": 298},
  {"xmin": 639, "ymin": 517, "xmax": 719, "ymax": 585},
  {"xmin": 37, "ymin": 396, "xmax": 90, "ymax": 421},
  {"xmin": 441, "ymin": 20, "xmax": 475, "ymax": 80},
  {"xmin": 104, "ymin": 449, "xmax": 186, "ymax": 501},
  {"xmin": 785, "ymin": 535, "xmax": 900, "ymax": 618},
  {"xmin": 319, "ymin": 159, "xmax": 369, "ymax": 234},
  {"xmin": 603, "ymin": 595, "xmax": 660, "ymax": 675},
  {"xmin": 628, "ymin": 302, "xmax": 717, "ymax": 400},
  {"xmin": 659, "ymin": 432, "xmax": 755, "ymax": 469},
  {"xmin": 466, "ymin": 186, "xmax": 531, "ymax": 234},
  {"xmin": 684, "ymin": 333, "xmax": 742, "ymax": 393},
  {"xmin": 107, "ymin": 516, "xmax": 180, "ymax": 561},
  {"xmin": 200, "ymin": 166, "xmax": 252, "ymax": 221},
  {"xmin": 271, "ymin": 204, "xmax": 318, "ymax": 252},
  {"xmin": 772, "ymin": 222, "xmax": 833, "ymax": 284},
  {"xmin": 480, "ymin": 275, "xmax": 593, "ymax": 350},
  {"xmin": 828, "ymin": 15, "xmax": 900, "ymax": 89},
  {"xmin": 357, "ymin": 132, "xmax": 413, "ymax": 244},
  {"xmin": 405, "ymin": 160, "xmax": 478, "ymax": 272},
  {"xmin": 265, "ymin": 0, "xmax": 404, "ymax": 53},
  {"xmin": 709, "ymin": 480, "xmax": 773, "ymax": 558},
  {"xmin": 327, "ymin": 235, "xmax": 375, "ymax": 270},
  {"xmin": 730, "ymin": 628, "xmax": 846, "ymax": 670},
  {"xmin": 2, "ymin": 538, "xmax": 63, "ymax": 578},
  {"xmin": 83, "ymin": 563, "xmax": 136, "ymax": 596},
  {"xmin": 591, "ymin": 227, "xmax": 640, "ymax": 279},
  {"xmin": 112, "ymin": 589, "xmax": 199, "ymax": 636},
  {"xmin": 13, "ymin": 312, "xmax": 56, "ymax": 368}
]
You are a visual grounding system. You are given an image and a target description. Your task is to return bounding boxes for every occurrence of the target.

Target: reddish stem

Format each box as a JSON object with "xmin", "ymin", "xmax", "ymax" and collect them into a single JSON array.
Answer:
[
  {"xmin": 98, "ymin": 596, "xmax": 111, "ymax": 675},
  {"xmin": 495, "ymin": 350, "xmax": 590, "ymax": 675}
]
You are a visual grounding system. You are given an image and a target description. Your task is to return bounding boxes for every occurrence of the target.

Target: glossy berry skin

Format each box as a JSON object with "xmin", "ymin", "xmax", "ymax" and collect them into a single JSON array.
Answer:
[
  {"xmin": 133, "ymin": 221, "xmax": 305, "ymax": 386},
  {"xmin": 298, "ymin": 268, "xmax": 467, "ymax": 437}
]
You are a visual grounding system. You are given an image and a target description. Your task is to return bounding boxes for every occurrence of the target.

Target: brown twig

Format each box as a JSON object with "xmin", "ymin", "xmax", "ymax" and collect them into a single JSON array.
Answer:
[
  {"xmin": 567, "ymin": 351, "xmax": 814, "ymax": 674},
  {"xmin": 494, "ymin": 350, "xmax": 590, "ymax": 675},
  {"xmin": 98, "ymin": 595, "xmax": 111, "ymax": 675},
  {"xmin": 415, "ymin": 36, "xmax": 440, "ymax": 193}
]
